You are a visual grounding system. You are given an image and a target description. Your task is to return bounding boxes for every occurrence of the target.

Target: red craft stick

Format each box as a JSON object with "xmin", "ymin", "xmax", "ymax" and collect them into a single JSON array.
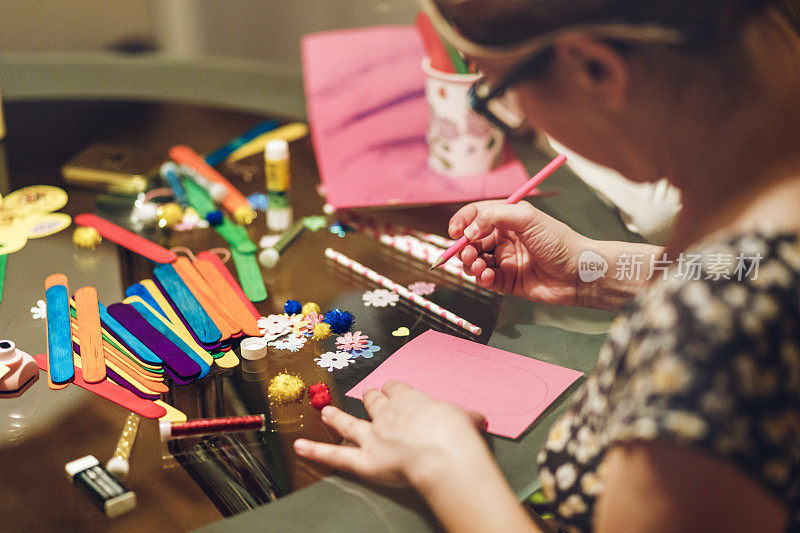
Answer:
[
  {"xmin": 196, "ymin": 251, "xmax": 260, "ymax": 320},
  {"xmin": 74, "ymin": 213, "xmax": 178, "ymax": 264},
  {"xmin": 34, "ymin": 353, "xmax": 167, "ymax": 419},
  {"xmin": 415, "ymin": 12, "xmax": 455, "ymax": 73}
]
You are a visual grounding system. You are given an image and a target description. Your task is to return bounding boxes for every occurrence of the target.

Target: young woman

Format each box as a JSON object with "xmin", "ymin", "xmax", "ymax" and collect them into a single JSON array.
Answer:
[{"xmin": 295, "ymin": 1, "xmax": 800, "ymax": 530}]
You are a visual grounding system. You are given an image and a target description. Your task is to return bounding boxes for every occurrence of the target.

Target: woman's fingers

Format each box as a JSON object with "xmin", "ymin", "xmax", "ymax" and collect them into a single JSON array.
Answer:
[
  {"xmin": 466, "ymin": 410, "xmax": 489, "ymax": 432},
  {"xmin": 294, "ymin": 439, "xmax": 365, "ymax": 473},
  {"xmin": 320, "ymin": 406, "xmax": 370, "ymax": 444},
  {"xmin": 382, "ymin": 380, "xmax": 413, "ymax": 398},
  {"xmin": 362, "ymin": 387, "xmax": 389, "ymax": 419}
]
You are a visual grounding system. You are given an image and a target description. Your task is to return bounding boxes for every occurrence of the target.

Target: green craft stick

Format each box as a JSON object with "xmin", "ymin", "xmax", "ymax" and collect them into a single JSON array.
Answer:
[
  {"xmin": 442, "ymin": 38, "xmax": 468, "ymax": 74},
  {"xmin": 0, "ymin": 254, "xmax": 5, "ymax": 304},
  {"xmin": 231, "ymin": 249, "xmax": 267, "ymax": 302},
  {"xmin": 182, "ymin": 178, "xmax": 257, "ymax": 254}
]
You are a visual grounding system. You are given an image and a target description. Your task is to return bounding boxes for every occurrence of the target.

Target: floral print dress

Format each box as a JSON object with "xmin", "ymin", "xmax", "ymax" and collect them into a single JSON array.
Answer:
[{"xmin": 538, "ymin": 231, "xmax": 800, "ymax": 531}]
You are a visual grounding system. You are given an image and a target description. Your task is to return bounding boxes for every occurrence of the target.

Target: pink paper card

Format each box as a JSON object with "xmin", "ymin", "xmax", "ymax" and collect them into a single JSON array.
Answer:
[
  {"xmin": 302, "ymin": 26, "xmax": 533, "ymax": 209},
  {"xmin": 346, "ymin": 330, "xmax": 583, "ymax": 439}
]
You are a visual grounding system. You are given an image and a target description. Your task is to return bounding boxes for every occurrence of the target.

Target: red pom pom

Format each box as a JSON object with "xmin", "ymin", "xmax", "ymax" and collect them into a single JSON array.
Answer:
[
  {"xmin": 310, "ymin": 390, "xmax": 332, "ymax": 410},
  {"xmin": 309, "ymin": 382, "xmax": 329, "ymax": 396}
]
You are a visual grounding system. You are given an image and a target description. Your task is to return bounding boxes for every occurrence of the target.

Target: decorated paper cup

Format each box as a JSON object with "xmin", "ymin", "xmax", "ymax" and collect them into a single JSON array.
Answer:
[{"xmin": 422, "ymin": 57, "xmax": 505, "ymax": 177}]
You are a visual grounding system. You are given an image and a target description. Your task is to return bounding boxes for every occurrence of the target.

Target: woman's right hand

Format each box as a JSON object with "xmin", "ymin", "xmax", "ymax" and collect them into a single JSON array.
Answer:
[{"xmin": 449, "ymin": 200, "xmax": 591, "ymax": 306}]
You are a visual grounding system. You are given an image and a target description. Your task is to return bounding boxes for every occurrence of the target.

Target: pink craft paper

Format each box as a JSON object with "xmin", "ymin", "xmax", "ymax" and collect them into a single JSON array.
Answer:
[
  {"xmin": 346, "ymin": 330, "xmax": 583, "ymax": 439},
  {"xmin": 302, "ymin": 26, "xmax": 534, "ymax": 209}
]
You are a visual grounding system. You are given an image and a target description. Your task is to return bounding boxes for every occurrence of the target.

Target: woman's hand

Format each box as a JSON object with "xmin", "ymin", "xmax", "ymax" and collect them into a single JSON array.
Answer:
[
  {"xmin": 293, "ymin": 381, "xmax": 490, "ymax": 489},
  {"xmin": 449, "ymin": 200, "xmax": 590, "ymax": 306}
]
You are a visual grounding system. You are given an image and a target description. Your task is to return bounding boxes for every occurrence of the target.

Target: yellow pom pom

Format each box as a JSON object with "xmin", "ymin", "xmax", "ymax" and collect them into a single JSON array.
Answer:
[
  {"xmin": 233, "ymin": 205, "xmax": 257, "ymax": 225},
  {"xmin": 73, "ymin": 226, "xmax": 102, "ymax": 249},
  {"xmin": 312, "ymin": 322, "xmax": 332, "ymax": 340},
  {"xmin": 267, "ymin": 372, "xmax": 305, "ymax": 404},
  {"xmin": 157, "ymin": 202, "xmax": 184, "ymax": 228},
  {"xmin": 302, "ymin": 302, "xmax": 321, "ymax": 316}
]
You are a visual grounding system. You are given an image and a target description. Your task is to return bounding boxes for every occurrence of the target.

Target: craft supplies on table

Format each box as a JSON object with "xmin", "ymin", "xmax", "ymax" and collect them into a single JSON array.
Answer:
[
  {"xmin": 258, "ymin": 219, "xmax": 306, "ymax": 268},
  {"xmin": 107, "ymin": 412, "xmax": 141, "ymax": 481},
  {"xmin": 379, "ymin": 234, "xmax": 477, "ymax": 284},
  {"xmin": 204, "ymin": 119, "xmax": 280, "ymax": 167},
  {"xmin": 325, "ymin": 247, "xmax": 482, "ymax": 335},
  {"xmin": 45, "ymin": 273, "xmax": 74, "ymax": 387},
  {"xmin": 160, "ymin": 414, "xmax": 266, "ymax": 440},
  {"xmin": 74, "ymin": 213, "xmax": 178, "ymax": 264}
]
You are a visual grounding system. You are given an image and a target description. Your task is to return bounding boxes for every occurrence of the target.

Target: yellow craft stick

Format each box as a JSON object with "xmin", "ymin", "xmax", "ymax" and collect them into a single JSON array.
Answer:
[
  {"xmin": 154, "ymin": 400, "xmax": 188, "ymax": 423},
  {"xmin": 226, "ymin": 122, "xmax": 309, "ymax": 162},
  {"xmin": 72, "ymin": 354, "xmax": 164, "ymax": 396},
  {"xmin": 214, "ymin": 350, "xmax": 239, "ymax": 369},
  {"xmin": 123, "ymin": 296, "xmax": 214, "ymax": 369}
]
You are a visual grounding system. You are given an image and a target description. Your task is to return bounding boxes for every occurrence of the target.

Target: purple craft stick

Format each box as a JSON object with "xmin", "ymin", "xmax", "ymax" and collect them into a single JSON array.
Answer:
[
  {"xmin": 72, "ymin": 342, "xmax": 161, "ymax": 400},
  {"xmin": 106, "ymin": 303, "xmax": 202, "ymax": 381},
  {"xmin": 151, "ymin": 277, "xmax": 222, "ymax": 352}
]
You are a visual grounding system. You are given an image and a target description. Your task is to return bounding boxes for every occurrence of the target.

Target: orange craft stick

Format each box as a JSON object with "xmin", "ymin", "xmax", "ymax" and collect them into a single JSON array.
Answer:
[
  {"xmin": 196, "ymin": 251, "xmax": 260, "ymax": 321},
  {"xmin": 74, "ymin": 287, "xmax": 106, "ymax": 383},
  {"xmin": 169, "ymin": 145, "xmax": 256, "ymax": 225},
  {"xmin": 194, "ymin": 257, "xmax": 261, "ymax": 337},
  {"xmin": 172, "ymin": 257, "xmax": 240, "ymax": 339}
]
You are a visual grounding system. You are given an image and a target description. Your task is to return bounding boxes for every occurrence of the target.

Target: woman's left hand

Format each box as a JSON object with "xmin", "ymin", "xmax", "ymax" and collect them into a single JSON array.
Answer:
[{"xmin": 293, "ymin": 381, "xmax": 490, "ymax": 489}]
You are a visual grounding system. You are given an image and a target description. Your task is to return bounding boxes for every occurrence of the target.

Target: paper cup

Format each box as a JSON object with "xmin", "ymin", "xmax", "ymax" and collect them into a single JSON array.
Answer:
[{"xmin": 422, "ymin": 57, "xmax": 505, "ymax": 177}]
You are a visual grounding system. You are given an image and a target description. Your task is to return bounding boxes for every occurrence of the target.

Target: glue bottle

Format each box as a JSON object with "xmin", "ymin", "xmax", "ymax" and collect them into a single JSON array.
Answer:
[{"xmin": 265, "ymin": 139, "xmax": 292, "ymax": 232}]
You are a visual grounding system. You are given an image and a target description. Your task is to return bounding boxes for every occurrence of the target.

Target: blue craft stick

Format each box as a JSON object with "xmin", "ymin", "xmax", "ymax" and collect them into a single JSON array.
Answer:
[
  {"xmin": 98, "ymin": 302, "xmax": 163, "ymax": 365},
  {"xmin": 160, "ymin": 162, "xmax": 188, "ymax": 208},
  {"xmin": 45, "ymin": 284, "xmax": 74, "ymax": 383},
  {"xmin": 125, "ymin": 283, "xmax": 164, "ymax": 318},
  {"xmin": 153, "ymin": 263, "xmax": 221, "ymax": 346},
  {"xmin": 129, "ymin": 301, "xmax": 211, "ymax": 379},
  {"xmin": 204, "ymin": 120, "xmax": 279, "ymax": 166}
]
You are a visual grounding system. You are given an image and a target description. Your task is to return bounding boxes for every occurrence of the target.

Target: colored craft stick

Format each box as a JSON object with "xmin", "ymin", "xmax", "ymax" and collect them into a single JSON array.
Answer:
[
  {"xmin": 378, "ymin": 234, "xmax": 478, "ymax": 285},
  {"xmin": 415, "ymin": 12, "xmax": 455, "ymax": 73},
  {"xmin": 172, "ymin": 257, "xmax": 240, "ymax": 339},
  {"xmin": 99, "ymin": 303, "xmax": 163, "ymax": 365},
  {"xmin": 194, "ymin": 257, "xmax": 261, "ymax": 336},
  {"xmin": 205, "ymin": 120, "xmax": 279, "ymax": 166},
  {"xmin": 325, "ymin": 248, "xmax": 482, "ymax": 335},
  {"xmin": 431, "ymin": 154, "xmax": 567, "ymax": 269},
  {"xmin": 182, "ymin": 177, "xmax": 257, "ymax": 254},
  {"xmin": 196, "ymin": 251, "xmax": 260, "ymax": 320},
  {"xmin": 74, "ymin": 213, "xmax": 178, "ymax": 264},
  {"xmin": 226, "ymin": 122, "xmax": 309, "ymax": 162},
  {"xmin": 125, "ymin": 283, "xmax": 164, "ymax": 319},
  {"xmin": 214, "ymin": 350, "xmax": 239, "ymax": 369},
  {"xmin": 74, "ymin": 287, "xmax": 106, "ymax": 383},
  {"xmin": 153, "ymin": 264, "xmax": 222, "ymax": 346},
  {"xmin": 441, "ymin": 38, "xmax": 469, "ymax": 74},
  {"xmin": 125, "ymin": 297, "xmax": 212, "ymax": 378},
  {"xmin": 0, "ymin": 254, "xmax": 6, "ymax": 304},
  {"xmin": 169, "ymin": 145, "xmax": 256, "ymax": 225},
  {"xmin": 160, "ymin": 162, "xmax": 188, "ymax": 208},
  {"xmin": 338, "ymin": 211, "xmax": 455, "ymax": 249},
  {"xmin": 230, "ymin": 249, "xmax": 267, "ymax": 303},
  {"xmin": 45, "ymin": 274, "xmax": 74, "ymax": 385},
  {"xmin": 107, "ymin": 303, "xmax": 202, "ymax": 382},
  {"xmin": 71, "ymin": 350, "xmax": 164, "ymax": 399},
  {"xmin": 34, "ymin": 354, "xmax": 167, "ymax": 419},
  {"xmin": 154, "ymin": 400, "xmax": 187, "ymax": 423}
]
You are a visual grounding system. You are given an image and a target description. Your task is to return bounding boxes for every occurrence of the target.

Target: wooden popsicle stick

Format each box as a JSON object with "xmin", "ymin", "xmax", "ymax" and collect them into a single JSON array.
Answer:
[
  {"xmin": 74, "ymin": 287, "xmax": 105, "ymax": 383},
  {"xmin": 172, "ymin": 257, "xmax": 239, "ymax": 338},
  {"xmin": 194, "ymin": 258, "xmax": 261, "ymax": 337},
  {"xmin": 153, "ymin": 264, "xmax": 222, "ymax": 346},
  {"xmin": 230, "ymin": 250, "xmax": 267, "ymax": 302},
  {"xmin": 34, "ymin": 354, "xmax": 166, "ymax": 419},
  {"xmin": 214, "ymin": 350, "xmax": 239, "ymax": 369},
  {"xmin": 154, "ymin": 400, "xmax": 187, "ymax": 423},
  {"xmin": 72, "ymin": 353, "xmax": 166, "ymax": 396},
  {"xmin": 98, "ymin": 302, "xmax": 163, "ymax": 365},
  {"xmin": 196, "ymin": 251, "xmax": 260, "ymax": 319},
  {"xmin": 74, "ymin": 213, "xmax": 178, "ymax": 264},
  {"xmin": 45, "ymin": 273, "xmax": 74, "ymax": 386},
  {"xmin": 124, "ymin": 297, "xmax": 213, "ymax": 378}
]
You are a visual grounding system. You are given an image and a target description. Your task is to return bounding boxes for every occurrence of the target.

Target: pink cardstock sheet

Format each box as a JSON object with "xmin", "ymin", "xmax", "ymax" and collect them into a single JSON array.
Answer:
[
  {"xmin": 301, "ymin": 26, "xmax": 534, "ymax": 209},
  {"xmin": 346, "ymin": 330, "xmax": 584, "ymax": 439}
]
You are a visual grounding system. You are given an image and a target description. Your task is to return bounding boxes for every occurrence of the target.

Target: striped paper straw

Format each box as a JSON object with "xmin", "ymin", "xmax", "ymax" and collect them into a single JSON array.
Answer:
[
  {"xmin": 379, "ymin": 235, "xmax": 478, "ymax": 285},
  {"xmin": 325, "ymin": 248, "xmax": 482, "ymax": 336},
  {"xmin": 338, "ymin": 212, "xmax": 456, "ymax": 249}
]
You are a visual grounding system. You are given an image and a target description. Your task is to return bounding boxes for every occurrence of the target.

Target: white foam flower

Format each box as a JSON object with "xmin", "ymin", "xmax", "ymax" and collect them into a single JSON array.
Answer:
[
  {"xmin": 258, "ymin": 314, "xmax": 294, "ymax": 338},
  {"xmin": 314, "ymin": 351, "xmax": 354, "ymax": 372},
  {"xmin": 269, "ymin": 336, "xmax": 306, "ymax": 352},
  {"xmin": 30, "ymin": 300, "xmax": 47, "ymax": 320},
  {"xmin": 362, "ymin": 289, "xmax": 400, "ymax": 307}
]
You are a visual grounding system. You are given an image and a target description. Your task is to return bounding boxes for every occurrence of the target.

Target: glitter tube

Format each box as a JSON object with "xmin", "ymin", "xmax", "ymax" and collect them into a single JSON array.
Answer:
[
  {"xmin": 159, "ymin": 414, "xmax": 266, "ymax": 441},
  {"xmin": 324, "ymin": 248, "xmax": 482, "ymax": 335},
  {"xmin": 106, "ymin": 412, "xmax": 141, "ymax": 480}
]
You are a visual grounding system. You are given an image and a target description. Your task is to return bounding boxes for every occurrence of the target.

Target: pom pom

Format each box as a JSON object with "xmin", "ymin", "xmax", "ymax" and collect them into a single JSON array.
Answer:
[
  {"xmin": 73, "ymin": 226, "xmax": 102, "ymax": 249},
  {"xmin": 302, "ymin": 302, "xmax": 321, "ymax": 316},
  {"xmin": 310, "ymin": 389, "xmax": 332, "ymax": 410},
  {"xmin": 323, "ymin": 308, "xmax": 354, "ymax": 334},
  {"xmin": 267, "ymin": 372, "xmax": 305, "ymax": 404},
  {"xmin": 312, "ymin": 322, "xmax": 332, "ymax": 340},
  {"xmin": 284, "ymin": 300, "xmax": 302, "ymax": 315},
  {"xmin": 157, "ymin": 202, "xmax": 184, "ymax": 228},
  {"xmin": 308, "ymin": 382, "xmax": 328, "ymax": 396},
  {"xmin": 234, "ymin": 205, "xmax": 257, "ymax": 225},
  {"xmin": 206, "ymin": 210, "xmax": 224, "ymax": 226}
]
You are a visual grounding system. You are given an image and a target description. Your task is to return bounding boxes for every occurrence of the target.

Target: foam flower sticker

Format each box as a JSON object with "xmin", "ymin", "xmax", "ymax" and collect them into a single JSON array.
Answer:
[
  {"xmin": 314, "ymin": 351, "xmax": 354, "ymax": 372},
  {"xmin": 30, "ymin": 300, "xmax": 46, "ymax": 320},
  {"xmin": 291, "ymin": 314, "xmax": 313, "ymax": 337},
  {"xmin": 304, "ymin": 311, "xmax": 325, "ymax": 326},
  {"xmin": 258, "ymin": 314, "xmax": 294, "ymax": 337},
  {"xmin": 350, "ymin": 341, "xmax": 381, "ymax": 359},
  {"xmin": 336, "ymin": 330, "xmax": 369, "ymax": 352},
  {"xmin": 408, "ymin": 281, "xmax": 435, "ymax": 296},
  {"xmin": 362, "ymin": 289, "xmax": 400, "ymax": 308},
  {"xmin": 269, "ymin": 336, "xmax": 307, "ymax": 352}
]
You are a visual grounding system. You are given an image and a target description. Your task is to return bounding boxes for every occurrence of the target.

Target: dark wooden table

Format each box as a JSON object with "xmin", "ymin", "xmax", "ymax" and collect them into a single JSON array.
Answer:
[{"xmin": 0, "ymin": 99, "xmax": 634, "ymax": 532}]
